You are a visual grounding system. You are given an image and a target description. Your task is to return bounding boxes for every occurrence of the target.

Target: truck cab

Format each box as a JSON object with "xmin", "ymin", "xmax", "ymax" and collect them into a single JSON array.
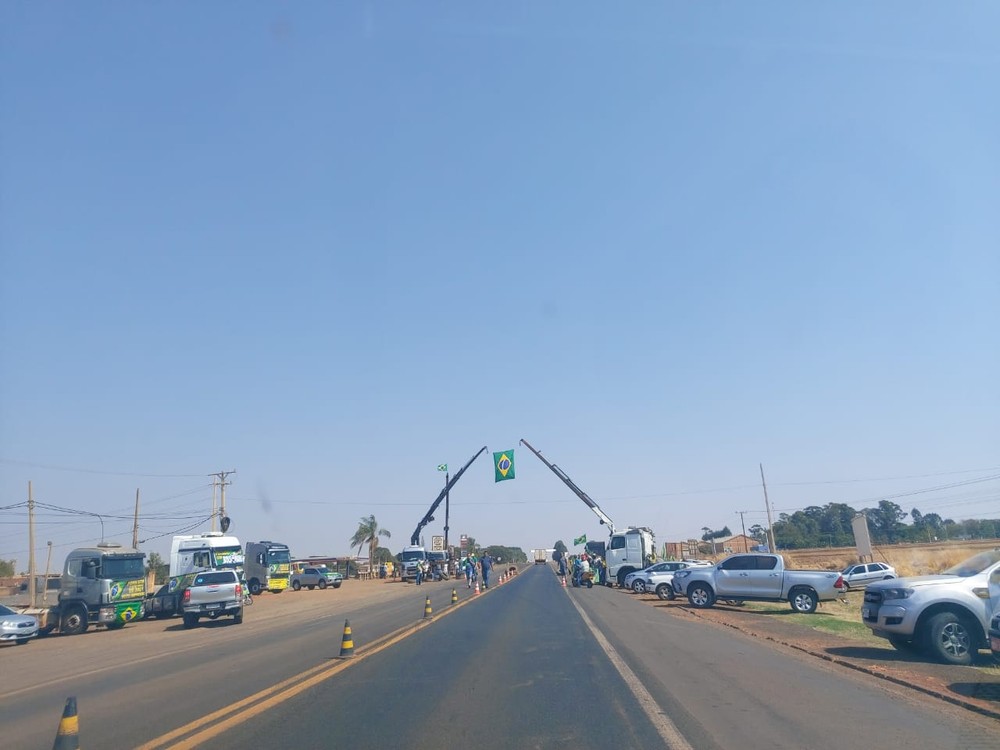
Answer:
[
  {"xmin": 399, "ymin": 545, "xmax": 427, "ymax": 583},
  {"xmin": 606, "ymin": 527, "xmax": 656, "ymax": 588},
  {"xmin": 51, "ymin": 543, "xmax": 146, "ymax": 634}
]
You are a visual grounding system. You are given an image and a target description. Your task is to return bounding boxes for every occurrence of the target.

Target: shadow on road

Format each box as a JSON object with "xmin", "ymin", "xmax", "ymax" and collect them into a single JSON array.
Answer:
[
  {"xmin": 825, "ymin": 645, "xmax": 930, "ymax": 663},
  {"xmin": 949, "ymin": 681, "xmax": 1000, "ymax": 702}
]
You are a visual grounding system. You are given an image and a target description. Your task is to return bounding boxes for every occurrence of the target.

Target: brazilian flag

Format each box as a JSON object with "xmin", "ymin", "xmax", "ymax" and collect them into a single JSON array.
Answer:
[
  {"xmin": 574, "ymin": 534, "xmax": 587, "ymax": 546},
  {"xmin": 493, "ymin": 450, "xmax": 515, "ymax": 482}
]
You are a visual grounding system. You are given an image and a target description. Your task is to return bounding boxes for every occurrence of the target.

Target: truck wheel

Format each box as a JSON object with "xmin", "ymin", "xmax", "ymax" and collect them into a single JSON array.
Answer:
[
  {"xmin": 318, "ymin": 579, "xmax": 327, "ymax": 590},
  {"xmin": 249, "ymin": 579, "xmax": 262, "ymax": 596},
  {"xmin": 924, "ymin": 612, "xmax": 975, "ymax": 666},
  {"xmin": 789, "ymin": 588, "xmax": 818, "ymax": 614},
  {"xmin": 655, "ymin": 583, "xmax": 676, "ymax": 601},
  {"xmin": 687, "ymin": 583, "xmax": 715, "ymax": 609},
  {"xmin": 616, "ymin": 569, "xmax": 633, "ymax": 588},
  {"xmin": 182, "ymin": 614, "xmax": 199, "ymax": 629},
  {"xmin": 292, "ymin": 581, "xmax": 301, "ymax": 591},
  {"xmin": 233, "ymin": 611, "xmax": 243, "ymax": 624},
  {"xmin": 61, "ymin": 605, "xmax": 89, "ymax": 636}
]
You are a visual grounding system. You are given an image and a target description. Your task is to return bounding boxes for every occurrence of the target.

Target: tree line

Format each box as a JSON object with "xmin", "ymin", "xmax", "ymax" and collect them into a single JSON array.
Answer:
[{"xmin": 765, "ymin": 500, "xmax": 1000, "ymax": 550}]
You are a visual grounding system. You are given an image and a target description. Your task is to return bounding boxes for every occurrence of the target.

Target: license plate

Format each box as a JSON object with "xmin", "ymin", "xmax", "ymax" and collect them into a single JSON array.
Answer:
[
  {"xmin": 205, "ymin": 603, "xmax": 221, "ymax": 609},
  {"xmin": 862, "ymin": 607, "xmax": 871, "ymax": 619},
  {"xmin": 991, "ymin": 636, "xmax": 1000, "ymax": 652}
]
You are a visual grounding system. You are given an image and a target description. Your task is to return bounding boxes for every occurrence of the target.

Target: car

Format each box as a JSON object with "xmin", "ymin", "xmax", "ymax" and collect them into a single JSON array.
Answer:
[
  {"xmin": 840, "ymin": 562, "xmax": 896, "ymax": 590},
  {"xmin": 0, "ymin": 603, "xmax": 39, "ymax": 645},
  {"xmin": 625, "ymin": 560, "xmax": 711, "ymax": 595},
  {"xmin": 290, "ymin": 566, "xmax": 343, "ymax": 590}
]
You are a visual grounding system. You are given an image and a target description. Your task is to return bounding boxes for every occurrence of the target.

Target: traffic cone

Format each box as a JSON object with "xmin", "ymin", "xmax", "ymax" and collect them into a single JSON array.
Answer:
[
  {"xmin": 339, "ymin": 619, "xmax": 354, "ymax": 658},
  {"xmin": 561, "ymin": 576, "xmax": 566, "ymax": 587},
  {"xmin": 451, "ymin": 588, "xmax": 458, "ymax": 605},
  {"xmin": 52, "ymin": 697, "xmax": 79, "ymax": 750},
  {"xmin": 423, "ymin": 596, "xmax": 432, "ymax": 618},
  {"xmin": 474, "ymin": 581, "xmax": 480, "ymax": 595}
]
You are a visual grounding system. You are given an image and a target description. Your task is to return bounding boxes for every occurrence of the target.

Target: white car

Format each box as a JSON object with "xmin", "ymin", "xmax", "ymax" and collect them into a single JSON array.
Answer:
[
  {"xmin": 841, "ymin": 562, "xmax": 896, "ymax": 589},
  {"xmin": 626, "ymin": 561, "xmax": 712, "ymax": 595},
  {"xmin": 0, "ymin": 603, "xmax": 39, "ymax": 646}
]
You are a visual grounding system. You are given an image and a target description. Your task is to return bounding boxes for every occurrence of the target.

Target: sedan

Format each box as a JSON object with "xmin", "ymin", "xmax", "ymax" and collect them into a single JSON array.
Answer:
[
  {"xmin": 627, "ymin": 561, "xmax": 711, "ymax": 594},
  {"xmin": 0, "ymin": 603, "xmax": 39, "ymax": 646},
  {"xmin": 840, "ymin": 562, "xmax": 896, "ymax": 589}
]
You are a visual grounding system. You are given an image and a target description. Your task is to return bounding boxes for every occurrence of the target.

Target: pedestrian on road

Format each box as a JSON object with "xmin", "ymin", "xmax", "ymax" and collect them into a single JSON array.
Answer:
[
  {"xmin": 415, "ymin": 560, "xmax": 424, "ymax": 585},
  {"xmin": 480, "ymin": 552, "xmax": 493, "ymax": 589},
  {"xmin": 464, "ymin": 557, "xmax": 475, "ymax": 588}
]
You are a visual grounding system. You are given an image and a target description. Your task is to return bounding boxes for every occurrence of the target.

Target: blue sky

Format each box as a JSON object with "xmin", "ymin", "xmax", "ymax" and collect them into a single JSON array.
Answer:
[{"xmin": 2, "ymin": 3, "xmax": 998, "ymax": 570}]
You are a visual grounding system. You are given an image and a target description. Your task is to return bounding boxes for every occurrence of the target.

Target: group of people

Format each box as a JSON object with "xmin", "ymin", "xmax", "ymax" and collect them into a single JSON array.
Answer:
[
  {"xmin": 414, "ymin": 559, "xmax": 449, "ymax": 585},
  {"xmin": 554, "ymin": 549, "xmax": 607, "ymax": 587},
  {"xmin": 461, "ymin": 552, "xmax": 494, "ymax": 589}
]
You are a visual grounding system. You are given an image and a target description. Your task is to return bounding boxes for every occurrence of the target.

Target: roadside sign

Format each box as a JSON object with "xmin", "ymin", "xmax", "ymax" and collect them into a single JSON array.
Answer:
[{"xmin": 431, "ymin": 536, "xmax": 445, "ymax": 551}]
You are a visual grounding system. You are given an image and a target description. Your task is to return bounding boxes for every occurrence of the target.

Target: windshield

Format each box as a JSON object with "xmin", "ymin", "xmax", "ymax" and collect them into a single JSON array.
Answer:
[
  {"xmin": 268, "ymin": 550, "xmax": 291, "ymax": 564},
  {"xmin": 400, "ymin": 551, "xmax": 426, "ymax": 562},
  {"xmin": 0, "ymin": 604, "xmax": 14, "ymax": 616},
  {"xmin": 941, "ymin": 550, "xmax": 1000, "ymax": 577},
  {"xmin": 101, "ymin": 556, "xmax": 145, "ymax": 580}
]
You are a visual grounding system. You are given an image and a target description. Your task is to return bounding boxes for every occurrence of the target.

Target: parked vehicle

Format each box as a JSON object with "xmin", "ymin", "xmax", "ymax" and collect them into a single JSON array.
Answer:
[
  {"xmin": 182, "ymin": 570, "xmax": 244, "ymax": 628},
  {"xmin": 12, "ymin": 543, "xmax": 146, "ymax": 635},
  {"xmin": 244, "ymin": 540, "xmax": 292, "ymax": 595},
  {"xmin": 399, "ymin": 545, "xmax": 428, "ymax": 583},
  {"xmin": 0, "ymin": 603, "xmax": 39, "ymax": 645},
  {"xmin": 672, "ymin": 553, "xmax": 845, "ymax": 613},
  {"xmin": 147, "ymin": 533, "xmax": 245, "ymax": 619},
  {"xmin": 290, "ymin": 566, "xmax": 342, "ymax": 590},
  {"xmin": 840, "ymin": 562, "xmax": 896, "ymax": 589},
  {"xmin": 861, "ymin": 548, "xmax": 1000, "ymax": 665}
]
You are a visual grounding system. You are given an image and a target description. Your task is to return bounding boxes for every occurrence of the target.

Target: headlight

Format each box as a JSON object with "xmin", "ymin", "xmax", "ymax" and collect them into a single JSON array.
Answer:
[{"xmin": 880, "ymin": 588, "xmax": 915, "ymax": 600}]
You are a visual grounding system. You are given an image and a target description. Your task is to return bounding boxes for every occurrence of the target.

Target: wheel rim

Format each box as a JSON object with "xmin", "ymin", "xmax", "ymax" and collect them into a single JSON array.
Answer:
[
  {"xmin": 691, "ymin": 588, "xmax": 708, "ymax": 606},
  {"xmin": 66, "ymin": 613, "xmax": 83, "ymax": 629},
  {"xmin": 939, "ymin": 622, "xmax": 971, "ymax": 658},
  {"xmin": 633, "ymin": 581, "xmax": 643, "ymax": 593},
  {"xmin": 793, "ymin": 593, "xmax": 814, "ymax": 611}
]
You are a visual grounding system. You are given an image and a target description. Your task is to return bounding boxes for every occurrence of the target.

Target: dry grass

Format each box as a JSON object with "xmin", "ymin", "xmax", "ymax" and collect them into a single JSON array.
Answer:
[{"xmin": 766, "ymin": 539, "xmax": 1000, "ymax": 576}]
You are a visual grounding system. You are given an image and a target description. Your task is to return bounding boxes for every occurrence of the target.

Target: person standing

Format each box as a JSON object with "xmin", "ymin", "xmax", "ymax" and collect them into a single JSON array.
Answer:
[
  {"xmin": 480, "ymin": 552, "xmax": 493, "ymax": 589},
  {"xmin": 415, "ymin": 559, "xmax": 424, "ymax": 585}
]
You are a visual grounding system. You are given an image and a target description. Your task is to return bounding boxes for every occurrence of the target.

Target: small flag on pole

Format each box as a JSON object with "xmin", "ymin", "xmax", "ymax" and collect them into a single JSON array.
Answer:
[
  {"xmin": 573, "ymin": 534, "xmax": 587, "ymax": 546},
  {"xmin": 493, "ymin": 450, "xmax": 515, "ymax": 482},
  {"xmin": 437, "ymin": 464, "xmax": 448, "ymax": 472}
]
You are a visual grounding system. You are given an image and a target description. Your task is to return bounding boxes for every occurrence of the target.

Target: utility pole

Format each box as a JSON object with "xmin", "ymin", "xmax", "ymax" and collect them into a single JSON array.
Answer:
[
  {"xmin": 443, "ymin": 471, "xmax": 451, "ymax": 551},
  {"xmin": 736, "ymin": 510, "xmax": 749, "ymax": 552},
  {"xmin": 760, "ymin": 463, "xmax": 778, "ymax": 554},
  {"xmin": 210, "ymin": 470, "xmax": 236, "ymax": 530},
  {"xmin": 132, "ymin": 488, "xmax": 141, "ymax": 549},
  {"xmin": 211, "ymin": 478, "xmax": 218, "ymax": 532},
  {"xmin": 28, "ymin": 481, "xmax": 37, "ymax": 608},
  {"xmin": 43, "ymin": 541, "xmax": 53, "ymax": 603}
]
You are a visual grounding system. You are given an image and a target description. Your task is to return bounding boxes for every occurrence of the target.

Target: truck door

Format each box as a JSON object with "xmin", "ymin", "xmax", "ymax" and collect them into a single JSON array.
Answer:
[
  {"xmin": 625, "ymin": 533, "xmax": 641, "ymax": 567},
  {"xmin": 714, "ymin": 556, "xmax": 756, "ymax": 597},
  {"xmin": 751, "ymin": 555, "xmax": 782, "ymax": 598}
]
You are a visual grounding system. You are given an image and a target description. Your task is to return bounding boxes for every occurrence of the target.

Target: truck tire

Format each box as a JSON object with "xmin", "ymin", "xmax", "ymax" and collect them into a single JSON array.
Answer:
[
  {"xmin": 61, "ymin": 605, "xmax": 89, "ymax": 636},
  {"xmin": 687, "ymin": 583, "xmax": 715, "ymax": 609},
  {"xmin": 789, "ymin": 588, "xmax": 819, "ymax": 614},
  {"xmin": 183, "ymin": 614, "xmax": 199, "ymax": 629},
  {"xmin": 233, "ymin": 611, "xmax": 243, "ymax": 625},
  {"xmin": 318, "ymin": 579, "xmax": 327, "ymax": 590},
  {"xmin": 249, "ymin": 579, "xmax": 262, "ymax": 596},
  {"xmin": 617, "ymin": 568, "xmax": 634, "ymax": 588},
  {"xmin": 292, "ymin": 580, "xmax": 301, "ymax": 591},
  {"xmin": 924, "ymin": 611, "xmax": 976, "ymax": 666},
  {"xmin": 655, "ymin": 583, "xmax": 676, "ymax": 601}
]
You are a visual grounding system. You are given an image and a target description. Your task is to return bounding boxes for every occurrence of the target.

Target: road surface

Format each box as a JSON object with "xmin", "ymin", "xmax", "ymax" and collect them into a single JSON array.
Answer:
[{"xmin": 3, "ymin": 566, "xmax": 998, "ymax": 749}]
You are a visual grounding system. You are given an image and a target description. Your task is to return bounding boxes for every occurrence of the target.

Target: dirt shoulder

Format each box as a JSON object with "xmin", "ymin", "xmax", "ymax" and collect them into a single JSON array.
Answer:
[{"xmin": 629, "ymin": 590, "xmax": 1000, "ymax": 721}]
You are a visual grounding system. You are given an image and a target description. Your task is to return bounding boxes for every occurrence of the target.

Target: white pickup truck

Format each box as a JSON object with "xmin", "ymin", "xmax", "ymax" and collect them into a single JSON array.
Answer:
[
  {"xmin": 181, "ymin": 570, "xmax": 244, "ymax": 629},
  {"xmin": 862, "ymin": 548, "xmax": 1000, "ymax": 665},
  {"xmin": 672, "ymin": 553, "xmax": 845, "ymax": 613}
]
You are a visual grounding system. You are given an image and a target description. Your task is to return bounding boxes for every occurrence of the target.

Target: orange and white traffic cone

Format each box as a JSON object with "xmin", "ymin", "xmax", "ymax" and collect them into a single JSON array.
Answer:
[
  {"xmin": 561, "ymin": 576, "xmax": 566, "ymax": 587},
  {"xmin": 474, "ymin": 581, "xmax": 480, "ymax": 595}
]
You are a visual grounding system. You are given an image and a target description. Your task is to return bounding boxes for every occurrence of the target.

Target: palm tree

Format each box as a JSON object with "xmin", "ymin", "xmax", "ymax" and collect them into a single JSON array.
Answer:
[{"xmin": 349, "ymin": 515, "xmax": 391, "ymax": 570}]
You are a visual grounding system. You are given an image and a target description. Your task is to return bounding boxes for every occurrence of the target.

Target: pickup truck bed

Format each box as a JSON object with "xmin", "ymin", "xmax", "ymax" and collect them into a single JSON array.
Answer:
[{"xmin": 182, "ymin": 570, "xmax": 243, "ymax": 628}]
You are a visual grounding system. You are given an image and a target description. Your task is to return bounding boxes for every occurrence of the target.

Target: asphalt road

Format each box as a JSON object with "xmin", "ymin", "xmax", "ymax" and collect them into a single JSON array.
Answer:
[{"xmin": 4, "ymin": 567, "xmax": 1000, "ymax": 749}]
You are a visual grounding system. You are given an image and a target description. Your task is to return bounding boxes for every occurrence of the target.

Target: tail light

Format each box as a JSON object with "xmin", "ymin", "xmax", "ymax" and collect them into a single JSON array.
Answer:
[
  {"xmin": 182, "ymin": 589, "xmax": 191, "ymax": 604},
  {"xmin": 235, "ymin": 584, "xmax": 242, "ymax": 598},
  {"xmin": 834, "ymin": 575, "xmax": 844, "ymax": 589}
]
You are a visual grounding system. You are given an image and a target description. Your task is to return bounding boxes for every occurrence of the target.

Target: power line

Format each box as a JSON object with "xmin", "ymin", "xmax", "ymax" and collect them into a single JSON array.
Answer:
[{"xmin": 0, "ymin": 458, "xmax": 207, "ymax": 478}]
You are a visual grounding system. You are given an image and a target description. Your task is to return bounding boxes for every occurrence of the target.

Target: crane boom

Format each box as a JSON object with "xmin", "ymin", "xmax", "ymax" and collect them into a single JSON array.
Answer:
[
  {"xmin": 410, "ymin": 446, "xmax": 488, "ymax": 546},
  {"xmin": 519, "ymin": 438, "xmax": 616, "ymax": 533}
]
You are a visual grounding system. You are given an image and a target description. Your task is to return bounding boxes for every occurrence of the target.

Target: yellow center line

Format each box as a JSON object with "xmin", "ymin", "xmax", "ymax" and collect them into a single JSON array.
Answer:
[{"xmin": 139, "ymin": 583, "xmax": 498, "ymax": 749}]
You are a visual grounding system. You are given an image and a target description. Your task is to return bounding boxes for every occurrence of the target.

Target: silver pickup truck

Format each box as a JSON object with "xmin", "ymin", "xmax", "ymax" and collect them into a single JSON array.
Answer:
[
  {"xmin": 672, "ymin": 553, "xmax": 845, "ymax": 613},
  {"xmin": 862, "ymin": 548, "xmax": 1000, "ymax": 665},
  {"xmin": 181, "ymin": 570, "xmax": 244, "ymax": 629}
]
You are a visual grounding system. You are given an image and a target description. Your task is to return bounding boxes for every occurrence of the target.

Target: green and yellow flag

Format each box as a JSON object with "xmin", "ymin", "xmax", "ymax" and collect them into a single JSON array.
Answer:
[
  {"xmin": 437, "ymin": 464, "xmax": 448, "ymax": 472},
  {"xmin": 493, "ymin": 450, "xmax": 515, "ymax": 482},
  {"xmin": 573, "ymin": 534, "xmax": 587, "ymax": 546}
]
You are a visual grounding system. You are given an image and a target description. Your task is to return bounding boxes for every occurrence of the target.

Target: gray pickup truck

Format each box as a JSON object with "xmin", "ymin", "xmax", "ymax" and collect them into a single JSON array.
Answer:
[
  {"xmin": 672, "ymin": 553, "xmax": 845, "ymax": 613},
  {"xmin": 181, "ymin": 570, "xmax": 244, "ymax": 628},
  {"xmin": 290, "ymin": 566, "xmax": 343, "ymax": 591}
]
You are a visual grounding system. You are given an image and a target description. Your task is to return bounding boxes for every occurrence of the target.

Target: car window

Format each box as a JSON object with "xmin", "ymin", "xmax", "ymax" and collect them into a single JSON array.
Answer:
[
  {"xmin": 719, "ymin": 557, "xmax": 755, "ymax": 571},
  {"xmin": 755, "ymin": 557, "xmax": 779, "ymax": 571},
  {"xmin": 193, "ymin": 572, "xmax": 234, "ymax": 585}
]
